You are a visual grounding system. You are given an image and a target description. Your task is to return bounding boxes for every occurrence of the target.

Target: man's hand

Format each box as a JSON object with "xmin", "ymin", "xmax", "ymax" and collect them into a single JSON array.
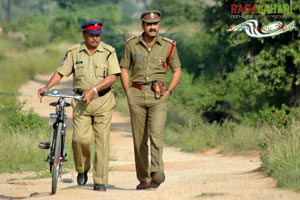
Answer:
[
  {"xmin": 82, "ymin": 88, "xmax": 95, "ymax": 104},
  {"xmin": 164, "ymin": 90, "xmax": 171, "ymax": 97},
  {"xmin": 37, "ymin": 72, "xmax": 64, "ymax": 102},
  {"xmin": 38, "ymin": 87, "xmax": 48, "ymax": 100}
]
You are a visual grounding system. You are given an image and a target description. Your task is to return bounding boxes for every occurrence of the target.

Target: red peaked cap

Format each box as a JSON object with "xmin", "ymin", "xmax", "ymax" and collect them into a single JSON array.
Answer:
[{"xmin": 81, "ymin": 21, "xmax": 102, "ymax": 35}]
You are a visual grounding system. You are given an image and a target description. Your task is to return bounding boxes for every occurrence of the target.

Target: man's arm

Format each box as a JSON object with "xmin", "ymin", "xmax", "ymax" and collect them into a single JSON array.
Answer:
[
  {"xmin": 120, "ymin": 67, "xmax": 130, "ymax": 94},
  {"xmin": 83, "ymin": 74, "xmax": 118, "ymax": 104},
  {"xmin": 38, "ymin": 71, "xmax": 63, "ymax": 98},
  {"xmin": 166, "ymin": 67, "xmax": 181, "ymax": 95}
]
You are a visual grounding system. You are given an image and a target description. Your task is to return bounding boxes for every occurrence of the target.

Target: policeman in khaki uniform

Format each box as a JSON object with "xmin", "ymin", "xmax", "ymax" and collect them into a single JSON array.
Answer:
[
  {"xmin": 120, "ymin": 10, "xmax": 182, "ymax": 190},
  {"xmin": 38, "ymin": 21, "xmax": 120, "ymax": 191}
]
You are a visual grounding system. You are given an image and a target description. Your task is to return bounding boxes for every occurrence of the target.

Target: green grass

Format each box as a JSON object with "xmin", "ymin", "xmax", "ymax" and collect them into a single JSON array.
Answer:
[
  {"xmin": 0, "ymin": 125, "xmax": 49, "ymax": 172},
  {"xmin": 261, "ymin": 122, "xmax": 300, "ymax": 190},
  {"xmin": 164, "ymin": 119, "xmax": 265, "ymax": 153},
  {"xmin": 164, "ymin": 107, "xmax": 264, "ymax": 153}
]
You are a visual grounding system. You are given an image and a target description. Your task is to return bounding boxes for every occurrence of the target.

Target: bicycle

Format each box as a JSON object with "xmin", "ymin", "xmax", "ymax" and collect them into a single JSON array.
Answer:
[{"xmin": 38, "ymin": 89, "xmax": 82, "ymax": 194}]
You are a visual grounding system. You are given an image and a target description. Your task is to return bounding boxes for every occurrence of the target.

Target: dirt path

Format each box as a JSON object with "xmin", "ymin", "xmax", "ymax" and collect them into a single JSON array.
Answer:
[{"xmin": 0, "ymin": 74, "xmax": 299, "ymax": 200}]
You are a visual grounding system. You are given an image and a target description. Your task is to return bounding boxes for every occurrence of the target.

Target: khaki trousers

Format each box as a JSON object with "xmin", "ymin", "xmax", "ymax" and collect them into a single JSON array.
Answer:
[
  {"xmin": 71, "ymin": 91, "xmax": 115, "ymax": 185},
  {"xmin": 127, "ymin": 87, "xmax": 169, "ymax": 183}
]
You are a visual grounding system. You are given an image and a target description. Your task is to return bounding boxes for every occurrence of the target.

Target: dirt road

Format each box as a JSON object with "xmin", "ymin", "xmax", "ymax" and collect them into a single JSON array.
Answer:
[{"xmin": 0, "ymin": 74, "xmax": 299, "ymax": 200}]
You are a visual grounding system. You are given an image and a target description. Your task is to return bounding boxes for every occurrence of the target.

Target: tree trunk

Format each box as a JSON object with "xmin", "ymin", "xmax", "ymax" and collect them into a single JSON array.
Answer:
[
  {"xmin": 5, "ymin": 0, "xmax": 12, "ymax": 22},
  {"xmin": 290, "ymin": 74, "xmax": 300, "ymax": 107}
]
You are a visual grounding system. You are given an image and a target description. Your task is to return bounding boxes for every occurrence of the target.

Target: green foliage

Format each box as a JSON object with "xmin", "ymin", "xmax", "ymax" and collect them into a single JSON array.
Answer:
[
  {"xmin": 150, "ymin": 0, "xmax": 205, "ymax": 31},
  {"xmin": 2, "ymin": 3, "xmax": 123, "ymax": 48},
  {"xmin": 56, "ymin": 0, "xmax": 120, "ymax": 10},
  {"xmin": 2, "ymin": 104, "xmax": 47, "ymax": 134},
  {"xmin": 167, "ymin": 70, "xmax": 201, "ymax": 110},
  {"xmin": 7, "ymin": 14, "xmax": 52, "ymax": 47},
  {"xmin": 170, "ymin": 0, "xmax": 300, "ymax": 126},
  {"xmin": 0, "ymin": 103, "xmax": 48, "ymax": 172},
  {"xmin": 49, "ymin": 4, "xmax": 122, "ymax": 43},
  {"xmin": 0, "ymin": 131, "xmax": 47, "ymax": 172},
  {"xmin": 261, "ymin": 122, "xmax": 300, "ymax": 190},
  {"xmin": 164, "ymin": 110, "xmax": 265, "ymax": 153},
  {"xmin": 260, "ymin": 105, "xmax": 294, "ymax": 128},
  {"xmin": 259, "ymin": 104, "xmax": 297, "ymax": 129},
  {"xmin": 0, "ymin": 0, "xmax": 58, "ymax": 23}
]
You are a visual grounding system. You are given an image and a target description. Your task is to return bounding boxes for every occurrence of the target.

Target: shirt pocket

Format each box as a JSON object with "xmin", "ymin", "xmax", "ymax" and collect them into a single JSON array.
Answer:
[
  {"xmin": 95, "ymin": 66, "xmax": 107, "ymax": 78},
  {"xmin": 74, "ymin": 64, "xmax": 85, "ymax": 77},
  {"xmin": 133, "ymin": 57, "xmax": 145, "ymax": 70},
  {"xmin": 152, "ymin": 56, "xmax": 166, "ymax": 70}
]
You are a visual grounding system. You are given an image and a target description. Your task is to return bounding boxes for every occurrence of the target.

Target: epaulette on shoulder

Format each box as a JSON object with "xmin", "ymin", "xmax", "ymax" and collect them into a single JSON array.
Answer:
[
  {"xmin": 67, "ymin": 43, "xmax": 81, "ymax": 52},
  {"xmin": 163, "ymin": 37, "xmax": 176, "ymax": 45},
  {"xmin": 101, "ymin": 42, "xmax": 115, "ymax": 53},
  {"xmin": 124, "ymin": 36, "xmax": 137, "ymax": 44}
]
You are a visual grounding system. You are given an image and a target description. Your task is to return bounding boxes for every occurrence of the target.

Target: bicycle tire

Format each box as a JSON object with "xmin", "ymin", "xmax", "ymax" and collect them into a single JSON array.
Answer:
[{"xmin": 51, "ymin": 122, "xmax": 63, "ymax": 194}]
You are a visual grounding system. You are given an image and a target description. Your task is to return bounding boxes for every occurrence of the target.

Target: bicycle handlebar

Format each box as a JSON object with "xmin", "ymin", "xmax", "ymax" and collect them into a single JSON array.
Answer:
[{"xmin": 43, "ymin": 90, "xmax": 83, "ymax": 101}]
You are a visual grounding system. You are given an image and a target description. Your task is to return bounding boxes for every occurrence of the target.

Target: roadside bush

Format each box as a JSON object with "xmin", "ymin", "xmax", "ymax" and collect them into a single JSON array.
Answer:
[
  {"xmin": 259, "ymin": 105, "xmax": 300, "ymax": 129},
  {"xmin": 164, "ymin": 107, "xmax": 265, "ymax": 153},
  {"xmin": 2, "ymin": 104, "xmax": 46, "ymax": 134},
  {"xmin": 0, "ymin": 131, "xmax": 47, "ymax": 172},
  {"xmin": 0, "ymin": 103, "xmax": 50, "ymax": 172},
  {"xmin": 261, "ymin": 121, "xmax": 300, "ymax": 190}
]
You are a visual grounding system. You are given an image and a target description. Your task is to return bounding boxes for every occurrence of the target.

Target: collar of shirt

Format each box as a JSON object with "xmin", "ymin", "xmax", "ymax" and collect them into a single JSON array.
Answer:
[
  {"xmin": 136, "ymin": 34, "xmax": 163, "ymax": 46},
  {"xmin": 78, "ymin": 41, "xmax": 105, "ymax": 53}
]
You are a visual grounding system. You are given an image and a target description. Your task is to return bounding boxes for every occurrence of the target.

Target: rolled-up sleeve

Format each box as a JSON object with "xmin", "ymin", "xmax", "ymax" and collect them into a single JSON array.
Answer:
[
  {"xmin": 120, "ymin": 43, "xmax": 132, "ymax": 69},
  {"xmin": 107, "ymin": 50, "xmax": 121, "ymax": 75},
  {"xmin": 56, "ymin": 51, "xmax": 74, "ymax": 77}
]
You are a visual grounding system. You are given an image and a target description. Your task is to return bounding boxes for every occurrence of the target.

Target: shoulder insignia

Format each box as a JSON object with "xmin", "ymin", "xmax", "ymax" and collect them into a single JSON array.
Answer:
[
  {"xmin": 101, "ymin": 42, "xmax": 115, "ymax": 53},
  {"xmin": 67, "ymin": 43, "xmax": 81, "ymax": 52},
  {"xmin": 124, "ymin": 35, "xmax": 137, "ymax": 44},
  {"xmin": 163, "ymin": 37, "xmax": 176, "ymax": 45}
]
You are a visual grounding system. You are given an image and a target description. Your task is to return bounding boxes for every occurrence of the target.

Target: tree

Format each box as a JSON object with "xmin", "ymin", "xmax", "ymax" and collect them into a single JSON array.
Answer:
[
  {"xmin": 0, "ymin": 0, "xmax": 56, "ymax": 23},
  {"xmin": 2, "ymin": 0, "xmax": 12, "ymax": 22},
  {"xmin": 157, "ymin": 0, "xmax": 300, "ymax": 123},
  {"xmin": 56, "ymin": 0, "xmax": 120, "ymax": 10},
  {"xmin": 199, "ymin": 0, "xmax": 300, "ymax": 118}
]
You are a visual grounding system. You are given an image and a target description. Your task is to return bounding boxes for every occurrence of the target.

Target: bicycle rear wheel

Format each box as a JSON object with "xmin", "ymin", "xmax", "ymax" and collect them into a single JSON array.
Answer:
[{"xmin": 51, "ymin": 122, "xmax": 63, "ymax": 194}]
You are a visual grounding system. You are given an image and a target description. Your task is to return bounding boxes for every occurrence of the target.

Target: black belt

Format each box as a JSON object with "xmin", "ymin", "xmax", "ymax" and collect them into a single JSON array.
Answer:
[{"xmin": 74, "ymin": 87, "xmax": 111, "ymax": 97}]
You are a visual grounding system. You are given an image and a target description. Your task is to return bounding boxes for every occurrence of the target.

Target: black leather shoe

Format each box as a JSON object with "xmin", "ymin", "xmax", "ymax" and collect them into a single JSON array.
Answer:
[
  {"xmin": 136, "ymin": 181, "xmax": 150, "ymax": 190},
  {"xmin": 77, "ymin": 168, "xmax": 89, "ymax": 185},
  {"xmin": 151, "ymin": 171, "xmax": 165, "ymax": 188},
  {"xmin": 94, "ymin": 184, "xmax": 107, "ymax": 191}
]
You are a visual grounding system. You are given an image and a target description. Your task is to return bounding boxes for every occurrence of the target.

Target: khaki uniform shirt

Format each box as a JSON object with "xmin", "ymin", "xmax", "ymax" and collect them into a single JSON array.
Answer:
[
  {"xmin": 57, "ymin": 41, "xmax": 120, "ymax": 90},
  {"xmin": 120, "ymin": 35, "xmax": 181, "ymax": 84}
]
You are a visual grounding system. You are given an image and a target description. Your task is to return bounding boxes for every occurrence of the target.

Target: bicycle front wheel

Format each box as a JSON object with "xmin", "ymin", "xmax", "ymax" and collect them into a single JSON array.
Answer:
[{"xmin": 51, "ymin": 122, "xmax": 63, "ymax": 194}]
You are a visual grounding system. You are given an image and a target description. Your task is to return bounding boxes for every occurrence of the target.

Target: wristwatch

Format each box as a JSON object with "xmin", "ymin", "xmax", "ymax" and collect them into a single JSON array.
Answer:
[{"xmin": 93, "ymin": 87, "xmax": 98, "ymax": 94}]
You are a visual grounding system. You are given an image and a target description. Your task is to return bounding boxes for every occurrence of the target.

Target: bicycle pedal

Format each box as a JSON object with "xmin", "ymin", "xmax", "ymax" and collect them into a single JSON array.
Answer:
[
  {"xmin": 39, "ymin": 142, "xmax": 50, "ymax": 150},
  {"xmin": 44, "ymin": 156, "xmax": 50, "ymax": 162}
]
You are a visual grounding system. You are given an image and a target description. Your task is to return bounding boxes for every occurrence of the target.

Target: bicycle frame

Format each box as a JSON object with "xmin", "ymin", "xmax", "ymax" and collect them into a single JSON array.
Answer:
[{"xmin": 39, "ymin": 89, "xmax": 82, "ymax": 194}]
